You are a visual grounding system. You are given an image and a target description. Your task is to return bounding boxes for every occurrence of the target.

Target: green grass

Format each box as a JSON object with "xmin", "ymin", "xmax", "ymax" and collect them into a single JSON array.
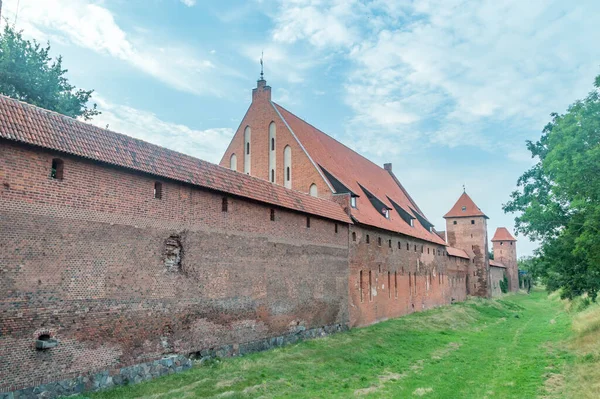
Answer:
[{"xmin": 75, "ymin": 290, "xmax": 575, "ymax": 399}]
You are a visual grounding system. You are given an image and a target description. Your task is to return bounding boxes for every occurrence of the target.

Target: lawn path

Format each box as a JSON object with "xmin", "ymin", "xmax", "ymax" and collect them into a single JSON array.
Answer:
[{"xmin": 374, "ymin": 292, "xmax": 572, "ymax": 398}]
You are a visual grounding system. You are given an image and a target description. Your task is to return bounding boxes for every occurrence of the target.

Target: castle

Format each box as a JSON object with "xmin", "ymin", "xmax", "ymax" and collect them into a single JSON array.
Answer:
[{"xmin": 0, "ymin": 77, "xmax": 517, "ymax": 398}]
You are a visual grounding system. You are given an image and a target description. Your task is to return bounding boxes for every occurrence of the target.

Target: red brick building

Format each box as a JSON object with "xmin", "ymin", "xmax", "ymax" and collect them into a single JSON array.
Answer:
[{"xmin": 0, "ymin": 77, "xmax": 516, "ymax": 397}]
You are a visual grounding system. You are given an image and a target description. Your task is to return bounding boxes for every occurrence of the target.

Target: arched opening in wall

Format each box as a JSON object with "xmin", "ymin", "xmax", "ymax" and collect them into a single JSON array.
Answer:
[
  {"xmin": 269, "ymin": 122, "xmax": 276, "ymax": 182},
  {"xmin": 309, "ymin": 183, "xmax": 318, "ymax": 197},
  {"xmin": 352, "ymin": 232, "xmax": 356, "ymax": 241},
  {"xmin": 244, "ymin": 126, "xmax": 251, "ymax": 174},
  {"xmin": 35, "ymin": 333, "xmax": 57, "ymax": 350},
  {"xmin": 50, "ymin": 158, "xmax": 64, "ymax": 180},
  {"xmin": 154, "ymin": 182, "xmax": 163, "ymax": 199},
  {"xmin": 283, "ymin": 145, "xmax": 292, "ymax": 189},
  {"xmin": 230, "ymin": 153, "xmax": 237, "ymax": 170}
]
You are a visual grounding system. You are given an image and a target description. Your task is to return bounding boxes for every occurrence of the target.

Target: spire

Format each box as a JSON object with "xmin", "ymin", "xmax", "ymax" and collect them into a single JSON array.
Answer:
[
  {"xmin": 444, "ymin": 191, "xmax": 488, "ymax": 219},
  {"xmin": 259, "ymin": 51, "xmax": 264, "ymax": 81},
  {"xmin": 491, "ymin": 227, "xmax": 517, "ymax": 241}
]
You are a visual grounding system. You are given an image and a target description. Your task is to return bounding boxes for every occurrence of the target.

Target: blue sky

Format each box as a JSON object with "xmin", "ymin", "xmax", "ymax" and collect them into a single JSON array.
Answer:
[{"xmin": 3, "ymin": 0, "xmax": 600, "ymax": 256}]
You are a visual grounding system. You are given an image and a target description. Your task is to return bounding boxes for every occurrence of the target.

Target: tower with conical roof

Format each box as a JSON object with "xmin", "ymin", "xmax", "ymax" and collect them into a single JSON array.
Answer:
[
  {"xmin": 492, "ymin": 227, "xmax": 518, "ymax": 292},
  {"xmin": 444, "ymin": 191, "xmax": 491, "ymax": 297}
]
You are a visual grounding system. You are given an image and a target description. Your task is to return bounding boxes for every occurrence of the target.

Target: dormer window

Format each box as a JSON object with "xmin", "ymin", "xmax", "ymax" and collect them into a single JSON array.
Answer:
[
  {"xmin": 461, "ymin": 206, "xmax": 467, "ymax": 211},
  {"xmin": 350, "ymin": 196, "xmax": 357, "ymax": 208},
  {"xmin": 50, "ymin": 158, "xmax": 64, "ymax": 180},
  {"xmin": 410, "ymin": 219, "xmax": 414, "ymax": 227},
  {"xmin": 383, "ymin": 208, "xmax": 390, "ymax": 219}
]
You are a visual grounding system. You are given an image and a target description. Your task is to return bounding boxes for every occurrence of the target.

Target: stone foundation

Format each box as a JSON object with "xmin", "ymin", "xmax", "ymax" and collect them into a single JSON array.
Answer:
[{"xmin": 2, "ymin": 323, "xmax": 347, "ymax": 399}]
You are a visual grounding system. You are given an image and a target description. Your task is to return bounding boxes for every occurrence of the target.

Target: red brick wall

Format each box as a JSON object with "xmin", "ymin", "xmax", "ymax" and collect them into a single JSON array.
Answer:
[
  {"xmin": 348, "ymin": 225, "xmax": 468, "ymax": 327},
  {"xmin": 219, "ymin": 82, "xmax": 332, "ymax": 198},
  {"xmin": 493, "ymin": 240, "xmax": 518, "ymax": 292},
  {"xmin": 0, "ymin": 141, "xmax": 349, "ymax": 391},
  {"xmin": 445, "ymin": 216, "xmax": 491, "ymax": 297}
]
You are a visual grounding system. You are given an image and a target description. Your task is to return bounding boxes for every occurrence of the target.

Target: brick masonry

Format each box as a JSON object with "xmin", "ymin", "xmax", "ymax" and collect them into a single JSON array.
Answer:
[
  {"xmin": 0, "ymin": 141, "xmax": 349, "ymax": 395},
  {"xmin": 493, "ymin": 240, "xmax": 518, "ymax": 292}
]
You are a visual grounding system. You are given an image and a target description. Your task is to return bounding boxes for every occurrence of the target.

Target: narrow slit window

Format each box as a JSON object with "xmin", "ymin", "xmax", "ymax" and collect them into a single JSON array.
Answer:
[
  {"xmin": 359, "ymin": 271, "xmax": 364, "ymax": 303},
  {"xmin": 366, "ymin": 234, "xmax": 370, "ymax": 244},
  {"xmin": 306, "ymin": 216, "xmax": 311, "ymax": 228},
  {"xmin": 352, "ymin": 231, "xmax": 357, "ymax": 241},
  {"xmin": 378, "ymin": 237, "xmax": 382, "ymax": 246},
  {"xmin": 154, "ymin": 182, "xmax": 162, "ymax": 199},
  {"xmin": 406, "ymin": 243, "xmax": 409, "ymax": 250},
  {"xmin": 394, "ymin": 271, "xmax": 398, "ymax": 298},
  {"xmin": 369, "ymin": 270, "xmax": 373, "ymax": 302},
  {"xmin": 286, "ymin": 167, "xmax": 290, "ymax": 181},
  {"xmin": 388, "ymin": 239, "xmax": 392, "ymax": 248},
  {"xmin": 271, "ymin": 169, "xmax": 275, "ymax": 182},
  {"xmin": 270, "ymin": 208, "xmax": 275, "ymax": 221},
  {"xmin": 471, "ymin": 220, "xmax": 475, "ymax": 224},
  {"xmin": 222, "ymin": 197, "xmax": 228, "ymax": 212},
  {"xmin": 50, "ymin": 158, "xmax": 64, "ymax": 180},
  {"xmin": 246, "ymin": 142, "xmax": 250, "ymax": 155},
  {"xmin": 335, "ymin": 223, "xmax": 338, "ymax": 233},
  {"xmin": 388, "ymin": 272, "xmax": 391, "ymax": 298},
  {"xmin": 271, "ymin": 137, "xmax": 275, "ymax": 151},
  {"xmin": 453, "ymin": 220, "xmax": 457, "ymax": 225},
  {"xmin": 398, "ymin": 241, "xmax": 401, "ymax": 249}
]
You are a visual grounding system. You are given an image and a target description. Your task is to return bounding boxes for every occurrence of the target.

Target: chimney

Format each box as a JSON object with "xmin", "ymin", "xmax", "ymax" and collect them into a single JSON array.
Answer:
[
  {"xmin": 384, "ymin": 163, "xmax": 392, "ymax": 172},
  {"xmin": 252, "ymin": 78, "xmax": 271, "ymax": 103}
]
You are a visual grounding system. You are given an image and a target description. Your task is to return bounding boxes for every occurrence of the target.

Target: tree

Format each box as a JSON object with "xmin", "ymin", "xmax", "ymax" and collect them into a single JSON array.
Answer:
[
  {"xmin": 0, "ymin": 25, "xmax": 99, "ymax": 120},
  {"xmin": 504, "ymin": 73, "xmax": 600, "ymax": 300}
]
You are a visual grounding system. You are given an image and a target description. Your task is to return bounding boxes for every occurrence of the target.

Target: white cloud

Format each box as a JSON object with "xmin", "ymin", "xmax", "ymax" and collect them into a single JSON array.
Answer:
[
  {"xmin": 2, "ymin": 0, "xmax": 237, "ymax": 96},
  {"xmin": 180, "ymin": 0, "xmax": 197, "ymax": 7},
  {"xmin": 271, "ymin": 0, "xmax": 361, "ymax": 48},
  {"xmin": 92, "ymin": 97, "xmax": 233, "ymax": 164}
]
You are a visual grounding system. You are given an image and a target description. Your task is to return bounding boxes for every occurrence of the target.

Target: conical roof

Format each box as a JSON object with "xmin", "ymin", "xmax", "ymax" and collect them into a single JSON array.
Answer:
[
  {"xmin": 491, "ymin": 227, "xmax": 517, "ymax": 242},
  {"xmin": 444, "ymin": 192, "xmax": 488, "ymax": 219}
]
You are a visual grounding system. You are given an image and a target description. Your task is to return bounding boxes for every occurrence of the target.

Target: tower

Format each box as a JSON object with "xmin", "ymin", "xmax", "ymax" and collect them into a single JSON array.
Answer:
[
  {"xmin": 491, "ymin": 227, "xmax": 518, "ymax": 292},
  {"xmin": 444, "ymin": 191, "xmax": 490, "ymax": 297}
]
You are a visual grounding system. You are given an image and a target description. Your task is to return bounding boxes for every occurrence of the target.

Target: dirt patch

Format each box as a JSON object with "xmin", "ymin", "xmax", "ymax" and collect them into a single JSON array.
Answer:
[
  {"xmin": 354, "ymin": 371, "xmax": 404, "ymax": 396},
  {"xmin": 216, "ymin": 377, "xmax": 243, "ymax": 388},
  {"xmin": 413, "ymin": 387, "xmax": 433, "ymax": 396},
  {"xmin": 540, "ymin": 373, "xmax": 565, "ymax": 398}
]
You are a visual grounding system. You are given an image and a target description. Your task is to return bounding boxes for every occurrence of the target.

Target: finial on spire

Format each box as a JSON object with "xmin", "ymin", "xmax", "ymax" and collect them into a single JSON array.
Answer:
[
  {"xmin": 260, "ymin": 51, "xmax": 264, "ymax": 80},
  {"xmin": 462, "ymin": 184, "xmax": 466, "ymax": 193}
]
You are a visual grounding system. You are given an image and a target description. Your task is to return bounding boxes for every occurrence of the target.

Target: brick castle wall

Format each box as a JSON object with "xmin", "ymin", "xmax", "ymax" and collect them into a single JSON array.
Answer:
[
  {"xmin": 348, "ymin": 225, "xmax": 468, "ymax": 327},
  {"xmin": 0, "ymin": 141, "xmax": 349, "ymax": 392},
  {"xmin": 445, "ymin": 216, "xmax": 490, "ymax": 297}
]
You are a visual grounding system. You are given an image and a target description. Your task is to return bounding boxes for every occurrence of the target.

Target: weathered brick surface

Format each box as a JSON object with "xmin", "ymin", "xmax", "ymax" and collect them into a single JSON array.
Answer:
[
  {"xmin": 0, "ymin": 141, "xmax": 349, "ymax": 392},
  {"xmin": 348, "ymin": 225, "xmax": 468, "ymax": 327},
  {"xmin": 445, "ymin": 216, "xmax": 491, "ymax": 298},
  {"xmin": 493, "ymin": 240, "xmax": 518, "ymax": 292}
]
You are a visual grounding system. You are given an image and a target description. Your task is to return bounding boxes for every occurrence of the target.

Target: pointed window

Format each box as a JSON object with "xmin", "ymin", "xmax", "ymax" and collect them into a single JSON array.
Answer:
[
  {"xmin": 230, "ymin": 153, "xmax": 237, "ymax": 170},
  {"xmin": 284, "ymin": 145, "xmax": 292, "ymax": 189},
  {"xmin": 269, "ymin": 122, "xmax": 276, "ymax": 182},
  {"xmin": 244, "ymin": 126, "xmax": 251, "ymax": 174},
  {"xmin": 309, "ymin": 184, "xmax": 318, "ymax": 197}
]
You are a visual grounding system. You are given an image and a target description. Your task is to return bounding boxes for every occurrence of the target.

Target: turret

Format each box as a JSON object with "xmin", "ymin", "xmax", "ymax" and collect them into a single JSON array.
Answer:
[
  {"xmin": 444, "ymin": 191, "xmax": 490, "ymax": 297},
  {"xmin": 491, "ymin": 227, "xmax": 518, "ymax": 292}
]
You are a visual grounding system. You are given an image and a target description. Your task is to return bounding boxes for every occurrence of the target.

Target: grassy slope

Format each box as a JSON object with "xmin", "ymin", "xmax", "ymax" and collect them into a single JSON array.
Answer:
[{"xmin": 76, "ymin": 291, "xmax": 573, "ymax": 399}]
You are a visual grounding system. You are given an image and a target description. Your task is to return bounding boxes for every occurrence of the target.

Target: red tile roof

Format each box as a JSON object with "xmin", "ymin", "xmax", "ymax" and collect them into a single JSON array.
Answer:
[
  {"xmin": 273, "ymin": 103, "xmax": 446, "ymax": 245},
  {"xmin": 444, "ymin": 192, "xmax": 488, "ymax": 219},
  {"xmin": 490, "ymin": 259, "xmax": 506, "ymax": 268},
  {"xmin": 446, "ymin": 247, "xmax": 470, "ymax": 259},
  {"xmin": 491, "ymin": 227, "xmax": 517, "ymax": 242},
  {"xmin": 0, "ymin": 95, "xmax": 351, "ymax": 224}
]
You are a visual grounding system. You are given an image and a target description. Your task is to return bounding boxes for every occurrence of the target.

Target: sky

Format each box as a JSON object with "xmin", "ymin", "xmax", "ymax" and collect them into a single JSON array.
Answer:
[{"xmin": 2, "ymin": 0, "xmax": 600, "ymax": 257}]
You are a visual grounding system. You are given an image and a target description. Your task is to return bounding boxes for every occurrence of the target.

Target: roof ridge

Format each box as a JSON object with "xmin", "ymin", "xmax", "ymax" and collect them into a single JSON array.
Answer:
[{"xmin": 273, "ymin": 102, "xmax": 388, "ymax": 173}]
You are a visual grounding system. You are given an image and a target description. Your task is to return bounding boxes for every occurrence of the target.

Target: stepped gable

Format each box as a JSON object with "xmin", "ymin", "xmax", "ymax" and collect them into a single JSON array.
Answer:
[
  {"xmin": 0, "ymin": 95, "xmax": 350, "ymax": 224},
  {"xmin": 273, "ymin": 103, "xmax": 445, "ymax": 245},
  {"xmin": 491, "ymin": 227, "xmax": 517, "ymax": 242},
  {"xmin": 444, "ymin": 191, "xmax": 488, "ymax": 219}
]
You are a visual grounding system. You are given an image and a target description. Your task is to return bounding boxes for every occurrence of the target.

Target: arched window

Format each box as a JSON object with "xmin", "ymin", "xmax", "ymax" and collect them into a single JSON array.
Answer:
[
  {"xmin": 269, "ymin": 122, "xmax": 276, "ymax": 183},
  {"xmin": 309, "ymin": 183, "xmax": 318, "ymax": 197},
  {"xmin": 230, "ymin": 153, "xmax": 237, "ymax": 170},
  {"xmin": 244, "ymin": 126, "xmax": 251, "ymax": 174},
  {"xmin": 283, "ymin": 145, "xmax": 292, "ymax": 189}
]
